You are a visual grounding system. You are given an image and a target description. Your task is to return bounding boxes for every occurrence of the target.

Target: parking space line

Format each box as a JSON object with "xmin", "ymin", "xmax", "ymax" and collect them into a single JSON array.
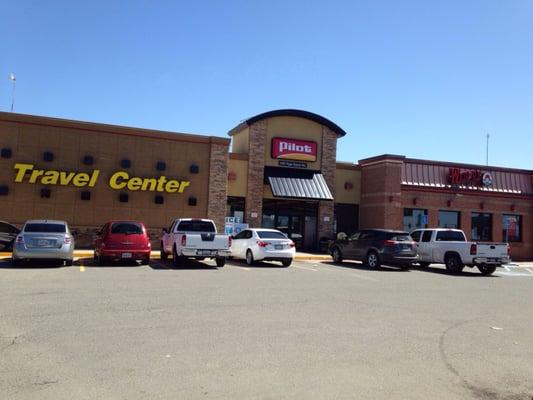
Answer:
[
  {"xmin": 309, "ymin": 263, "xmax": 380, "ymax": 282},
  {"xmin": 292, "ymin": 265, "xmax": 318, "ymax": 272},
  {"xmin": 233, "ymin": 266, "xmax": 250, "ymax": 271}
]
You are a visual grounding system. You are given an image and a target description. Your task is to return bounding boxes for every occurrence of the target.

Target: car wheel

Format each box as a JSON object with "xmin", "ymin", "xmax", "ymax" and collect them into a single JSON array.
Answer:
[
  {"xmin": 160, "ymin": 243, "xmax": 167, "ymax": 261},
  {"xmin": 173, "ymin": 246, "xmax": 182, "ymax": 267},
  {"xmin": 65, "ymin": 259, "xmax": 73, "ymax": 267},
  {"xmin": 215, "ymin": 257, "xmax": 226, "ymax": 268},
  {"xmin": 366, "ymin": 251, "xmax": 381, "ymax": 268},
  {"xmin": 245, "ymin": 250, "xmax": 255, "ymax": 266},
  {"xmin": 281, "ymin": 259, "xmax": 292, "ymax": 267},
  {"xmin": 400, "ymin": 264, "xmax": 411, "ymax": 271},
  {"xmin": 142, "ymin": 256, "xmax": 150, "ymax": 265},
  {"xmin": 445, "ymin": 255, "xmax": 464, "ymax": 274},
  {"xmin": 478, "ymin": 264, "xmax": 497, "ymax": 276},
  {"xmin": 12, "ymin": 258, "xmax": 22, "ymax": 267},
  {"xmin": 98, "ymin": 255, "xmax": 106, "ymax": 266},
  {"xmin": 331, "ymin": 247, "xmax": 343, "ymax": 263},
  {"xmin": 419, "ymin": 262, "xmax": 430, "ymax": 268}
]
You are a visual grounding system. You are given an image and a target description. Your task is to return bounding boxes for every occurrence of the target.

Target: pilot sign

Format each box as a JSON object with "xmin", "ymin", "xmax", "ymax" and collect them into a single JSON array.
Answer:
[{"xmin": 271, "ymin": 137, "xmax": 317, "ymax": 162}]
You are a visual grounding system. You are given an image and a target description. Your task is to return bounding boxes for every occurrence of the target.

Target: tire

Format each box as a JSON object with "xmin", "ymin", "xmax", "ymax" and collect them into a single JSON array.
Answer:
[
  {"xmin": 281, "ymin": 259, "xmax": 292, "ymax": 267},
  {"xmin": 445, "ymin": 254, "xmax": 464, "ymax": 274},
  {"xmin": 331, "ymin": 247, "xmax": 343, "ymax": 263},
  {"xmin": 400, "ymin": 264, "xmax": 411, "ymax": 271},
  {"xmin": 12, "ymin": 258, "xmax": 22, "ymax": 267},
  {"xmin": 142, "ymin": 256, "xmax": 150, "ymax": 265},
  {"xmin": 245, "ymin": 249, "xmax": 255, "ymax": 266},
  {"xmin": 65, "ymin": 259, "xmax": 73, "ymax": 267},
  {"xmin": 215, "ymin": 257, "xmax": 226, "ymax": 268},
  {"xmin": 366, "ymin": 251, "xmax": 381, "ymax": 269},
  {"xmin": 419, "ymin": 262, "xmax": 430, "ymax": 268},
  {"xmin": 98, "ymin": 255, "xmax": 106, "ymax": 266},
  {"xmin": 173, "ymin": 246, "xmax": 182, "ymax": 267},
  {"xmin": 160, "ymin": 242, "xmax": 168, "ymax": 261},
  {"xmin": 478, "ymin": 264, "xmax": 497, "ymax": 276}
]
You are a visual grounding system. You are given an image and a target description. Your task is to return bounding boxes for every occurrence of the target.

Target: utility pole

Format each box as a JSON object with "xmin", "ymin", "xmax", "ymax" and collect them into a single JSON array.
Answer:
[
  {"xmin": 486, "ymin": 133, "xmax": 490, "ymax": 166},
  {"xmin": 9, "ymin": 73, "xmax": 16, "ymax": 112}
]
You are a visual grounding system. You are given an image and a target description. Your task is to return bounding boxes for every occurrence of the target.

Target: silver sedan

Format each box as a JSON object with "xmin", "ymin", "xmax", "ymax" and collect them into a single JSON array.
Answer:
[{"xmin": 12, "ymin": 220, "xmax": 75, "ymax": 266}]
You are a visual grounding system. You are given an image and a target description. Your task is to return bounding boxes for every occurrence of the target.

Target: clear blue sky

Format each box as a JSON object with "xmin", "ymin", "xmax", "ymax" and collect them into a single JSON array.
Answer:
[{"xmin": 1, "ymin": 1, "xmax": 532, "ymax": 168}]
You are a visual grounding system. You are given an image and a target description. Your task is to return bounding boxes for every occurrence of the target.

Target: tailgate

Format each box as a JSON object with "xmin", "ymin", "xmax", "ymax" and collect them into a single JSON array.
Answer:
[
  {"xmin": 476, "ymin": 243, "xmax": 508, "ymax": 258},
  {"xmin": 184, "ymin": 234, "xmax": 229, "ymax": 249}
]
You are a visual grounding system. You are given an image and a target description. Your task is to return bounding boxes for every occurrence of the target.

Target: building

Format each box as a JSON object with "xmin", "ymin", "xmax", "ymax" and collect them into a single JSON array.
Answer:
[{"xmin": 0, "ymin": 110, "xmax": 531, "ymax": 259}]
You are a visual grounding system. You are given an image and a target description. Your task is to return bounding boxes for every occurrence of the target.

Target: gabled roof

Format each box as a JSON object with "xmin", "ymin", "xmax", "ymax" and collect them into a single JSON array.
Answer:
[{"xmin": 228, "ymin": 109, "xmax": 347, "ymax": 137}]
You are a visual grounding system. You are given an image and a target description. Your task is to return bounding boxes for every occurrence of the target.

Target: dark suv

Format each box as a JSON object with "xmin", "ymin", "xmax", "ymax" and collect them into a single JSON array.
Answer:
[{"xmin": 329, "ymin": 229, "xmax": 418, "ymax": 270}]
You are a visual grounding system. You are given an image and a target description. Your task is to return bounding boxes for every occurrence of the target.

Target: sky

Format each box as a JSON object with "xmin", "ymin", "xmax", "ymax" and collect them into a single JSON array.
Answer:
[{"xmin": 1, "ymin": 0, "xmax": 532, "ymax": 169}]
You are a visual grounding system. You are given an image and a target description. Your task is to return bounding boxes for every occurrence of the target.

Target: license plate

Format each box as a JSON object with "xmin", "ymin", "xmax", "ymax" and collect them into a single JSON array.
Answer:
[
  {"xmin": 401, "ymin": 244, "xmax": 410, "ymax": 250},
  {"xmin": 122, "ymin": 253, "xmax": 132, "ymax": 258},
  {"xmin": 199, "ymin": 250, "xmax": 213, "ymax": 255},
  {"xmin": 275, "ymin": 245, "xmax": 283, "ymax": 250},
  {"xmin": 37, "ymin": 239, "xmax": 51, "ymax": 246}
]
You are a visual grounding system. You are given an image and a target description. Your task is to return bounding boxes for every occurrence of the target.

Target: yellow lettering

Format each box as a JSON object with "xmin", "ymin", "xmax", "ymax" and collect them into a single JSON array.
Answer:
[
  {"xmin": 141, "ymin": 178, "xmax": 157, "ymax": 191},
  {"xmin": 165, "ymin": 180, "xmax": 180, "ymax": 193},
  {"xmin": 178, "ymin": 181, "xmax": 190, "ymax": 193},
  {"xmin": 59, "ymin": 171, "xmax": 76, "ymax": 185},
  {"xmin": 29, "ymin": 169, "xmax": 44, "ymax": 183},
  {"xmin": 41, "ymin": 170, "xmax": 59, "ymax": 185},
  {"xmin": 88, "ymin": 170, "xmax": 100, "ymax": 187},
  {"xmin": 73, "ymin": 173, "xmax": 90, "ymax": 187},
  {"xmin": 156, "ymin": 176, "xmax": 167, "ymax": 192},
  {"xmin": 127, "ymin": 177, "xmax": 143, "ymax": 191},
  {"xmin": 14, "ymin": 163, "xmax": 34, "ymax": 182},
  {"xmin": 109, "ymin": 171, "xmax": 129, "ymax": 190}
]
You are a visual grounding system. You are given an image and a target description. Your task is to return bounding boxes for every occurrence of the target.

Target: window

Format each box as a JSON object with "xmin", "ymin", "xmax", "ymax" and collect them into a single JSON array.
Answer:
[
  {"xmin": 502, "ymin": 215, "xmax": 522, "ymax": 242},
  {"xmin": 257, "ymin": 231, "xmax": 287, "ymax": 239},
  {"xmin": 348, "ymin": 232, "xmax": 361, "ymax": 240},
  {"xmin": 227, "ymin": 197, "xmax": 245, "ymax": 222},
  {"xmin": 0, "ymin": 222, "xmax": 18, "ymax": 234},
  {"xmin": 403, "ymin": 208, "xmax": 428, "ymax": 232},
  {"xmin": 436, "ymin": 231, "xmax": 466, "ymax": 242},
  {"xmin": 385, "ymin": 232, "xmax": 412, "ymax": 241},
  {"xmin": 359, "ymin": 231, "xmax": 376, "ymax": 240},
  {"xmin": 233, "ymin": 230, "xmax": 249, "ymax": 240},
  {"xmin": 471, "ymin": 213, "xmax": 492, "ymax": 241},
  {"xmin": 177, "ymin": 220, "xmax": 216, "ymax": 233},
  {"xmin": 24, "ymin": 223, "xmax": 66, "ymax": 233},
  {"xmin": 410, "ymin": 230, "xmax": 421, "ymax": 242},
  {"xmin": 422, "ymin": 231, "xmax": 433, "ymax": 242},
  {"xmin": 111, "ymin": 222, "xmax": 143, "ymax": 234},
  {"xmin": 438, "ymin": 211, "xmax": 460, "ymax": 229}
]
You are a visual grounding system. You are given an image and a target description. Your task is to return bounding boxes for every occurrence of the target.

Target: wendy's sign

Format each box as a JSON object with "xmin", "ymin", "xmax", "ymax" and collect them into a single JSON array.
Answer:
[
  {"xmin": 448, "ymin": 167, "xmax": 493, "ymax": 187},
  {"xmin": 271, "ymin": 137, "xmax": 317, "ymax": 162}
]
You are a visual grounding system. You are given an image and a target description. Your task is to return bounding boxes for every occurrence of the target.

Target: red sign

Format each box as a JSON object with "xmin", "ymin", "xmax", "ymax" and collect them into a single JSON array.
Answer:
[
  {"xmin": 271, "ymin": 138, "xmax": 317, "ymax": 162},
  {"xmin": 448, "ymin": 168, "xmax": 493, "ymax": 187}
]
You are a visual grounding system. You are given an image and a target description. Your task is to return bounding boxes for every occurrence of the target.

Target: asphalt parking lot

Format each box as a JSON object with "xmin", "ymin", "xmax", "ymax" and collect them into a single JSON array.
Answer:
[{"xmin": 1, "ymin": 257, "xmax": 532, "ymax": 400}]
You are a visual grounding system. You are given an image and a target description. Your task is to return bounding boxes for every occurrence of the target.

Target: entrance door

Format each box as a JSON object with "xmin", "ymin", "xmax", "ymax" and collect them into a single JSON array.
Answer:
[{"xmin": 304, "ymin": 216, "xmax": 317, "ymax": 251}]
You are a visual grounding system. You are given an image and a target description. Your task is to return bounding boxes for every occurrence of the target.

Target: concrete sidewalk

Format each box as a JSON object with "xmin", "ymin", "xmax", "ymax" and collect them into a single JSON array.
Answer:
[{"xmin": 0, "ymin": 250, "xmax": 332, "ymax": 261}]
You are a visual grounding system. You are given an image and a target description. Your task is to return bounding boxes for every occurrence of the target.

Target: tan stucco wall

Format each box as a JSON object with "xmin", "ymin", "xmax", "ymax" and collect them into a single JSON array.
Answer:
[
  {"xmin": 230, "ymin": 126, "xmax": 249, "ymax": 154},
  {"xmin": 335, "ymin": 168, "xmax": 361, "ymax": 204},
  {"xmin": 227, "ymin": 158, "xmax": 248, "ymax": 197},
  {"xmin": 263, "ymin": 116, "xmax": 323, "ymax": 170}
]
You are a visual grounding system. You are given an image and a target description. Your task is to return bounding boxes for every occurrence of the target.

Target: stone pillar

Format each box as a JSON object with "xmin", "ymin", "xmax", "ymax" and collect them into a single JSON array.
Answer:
[
  {"xmin": 317, "ymin": 126, "xmax": 338, "ymax": 241},
  {"xmin": 207, "ymin": 141, "xmax": 229, "ymax": 232},
  {"xmin": 244, "ymin": 120, "xmax": 267, "ymax": 227}
]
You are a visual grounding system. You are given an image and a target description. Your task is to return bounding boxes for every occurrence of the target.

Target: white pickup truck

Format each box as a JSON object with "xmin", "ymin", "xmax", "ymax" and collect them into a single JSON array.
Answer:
[
  {"xmin": 160, "ymin": 218, "xmax": 231, "ymax": 268},
  {"xmin": 410, "ymin": 228, "xmax": 510, "ymax": 275}
]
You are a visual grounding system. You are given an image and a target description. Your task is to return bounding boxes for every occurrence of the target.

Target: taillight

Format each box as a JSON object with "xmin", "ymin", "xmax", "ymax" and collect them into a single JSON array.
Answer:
[
  {"xmin": 289, "ymin": 241, "xmax": 295, "ymax": 248},
  {"xmin": 228, "ymin": 236, "xmax": 232, "ymax": 247},
  {"xmin": 470, "ymin": 243, "xmax": 477, "ymax": 255},
  {"xmin": 64, "ymin": 236, "xmax": 72, "ymax": 244},
  {"xmin": 384, "ymin": 240, "xmax": 396, "ymax": 247},
  {"xmin": 256, "ymin": 241, "xmax": 268, "ymax": 248},
  {"xmin": 181, "ymin": 235, "xmax": 187, "ymax": 247},
  {"xmin": 16, "ymin": 235, "xmax": 24, "ymax": 244}
]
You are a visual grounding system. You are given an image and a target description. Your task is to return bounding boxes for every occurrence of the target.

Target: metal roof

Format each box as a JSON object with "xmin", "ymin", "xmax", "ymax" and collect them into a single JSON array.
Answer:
[{"xmin": 267, "ymin": 173, "xmax": 333, "ymax": 201}]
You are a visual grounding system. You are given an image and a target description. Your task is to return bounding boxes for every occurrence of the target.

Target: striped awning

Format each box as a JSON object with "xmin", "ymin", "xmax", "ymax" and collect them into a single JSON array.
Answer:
[{"xmin": 267, "ymin": 173, "xmax": 333, "ymax": 200}]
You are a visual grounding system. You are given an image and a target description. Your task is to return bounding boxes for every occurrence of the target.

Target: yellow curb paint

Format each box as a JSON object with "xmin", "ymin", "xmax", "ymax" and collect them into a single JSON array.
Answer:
[{"xmin": 80, "ymin": 265, "xmax": 85, "ymax": 272}]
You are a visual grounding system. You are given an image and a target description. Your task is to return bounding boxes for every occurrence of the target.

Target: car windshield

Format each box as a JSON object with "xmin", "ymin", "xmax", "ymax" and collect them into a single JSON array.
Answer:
[
  {"xmin": 257, "ymin": 231, "xmax": 287, "ymax": 239},
  {"xmin": 111, "ymin": 222, "xmax": 143, "ymax": 234},
  {"xmin": 386, "ymin": 232, "xmax": 411, "ymax": 241},
  {"xmin": 24, "ymin": 223, "xmax": 66, "ymax": 233},
  {"xmin": 177, "ymin": 221, "xmax": 216, "ymax": 232}
]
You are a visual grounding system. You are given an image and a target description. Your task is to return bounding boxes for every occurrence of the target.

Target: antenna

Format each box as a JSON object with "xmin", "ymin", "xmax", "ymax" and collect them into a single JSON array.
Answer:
[
  {"xmin": 9, "ymin": 73, "xmax": 16, "ymax": 112},
  {"xmin": 485, "ymin": 133, "xmax": 489, "ymax": 166}
]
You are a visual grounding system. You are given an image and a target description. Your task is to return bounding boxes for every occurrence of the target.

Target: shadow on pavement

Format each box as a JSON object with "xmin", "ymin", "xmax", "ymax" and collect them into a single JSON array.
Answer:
[
  {"xmin": 411, "ymin": 264, "xmax": 499, "ymax": 277},
  {"xmin": 230, "ymin": 259, "xmax": 288, "ymax": 268},
  {"xmin": 320, "ymin": 260, "xmax": 407, "ymax": 272},
  {"xmin": 150, "ymin": 259, "xmax": 218, "ymax": 270},
  {"xmin": 0, "ymin": 258, "xmax": 65, "ymax": 269},
  {"xmin": 76, "ymin": 257, "xmax": 144, "ymax": 268}
]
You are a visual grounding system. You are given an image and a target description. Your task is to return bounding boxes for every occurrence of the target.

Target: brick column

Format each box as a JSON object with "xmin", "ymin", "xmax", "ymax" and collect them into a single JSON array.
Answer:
[
  {"xmin": 207, "ymin": 141, "xmax": 229, "ymax": 231},
  {"xmin": 244, "ymin": 120, "xmax": 267, "ymax": 227},
  {"xmin": 318, "ymin": 127, "xmax": 337, "ymax": 241}
]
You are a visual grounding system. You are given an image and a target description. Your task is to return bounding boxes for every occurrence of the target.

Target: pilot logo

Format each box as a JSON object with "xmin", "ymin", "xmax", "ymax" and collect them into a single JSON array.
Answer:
[
  {"xmin": 481, "ymin": 172, "xmax": 493, "ymax": 187},
  {"xmin": 271, "ymin": 138, "xmax": 317, "ymax": 162}
]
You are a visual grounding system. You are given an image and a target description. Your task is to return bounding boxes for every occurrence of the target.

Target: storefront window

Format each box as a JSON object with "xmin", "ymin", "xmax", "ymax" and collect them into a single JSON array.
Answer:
[
  {"xmin": 227, "ymin": 197, "xmax": 245, "ymax": 222},
  {"xmin": 261, "ymin": 213, "xmax": 276, "ymax": 228},
  {"xmin": 403, "ymin": 208, "xmax": 428, "ymax": 232},
  {"xmin": 471, "ymin": 213, "xmax": 492, "ymax": 241},
  {"xmin": 438, "ymin": 211, "xmax": 460, "ymax": 228},
  {"xmin": 502, "ymin": 214, "xmax": 522, "ymax": 242}
]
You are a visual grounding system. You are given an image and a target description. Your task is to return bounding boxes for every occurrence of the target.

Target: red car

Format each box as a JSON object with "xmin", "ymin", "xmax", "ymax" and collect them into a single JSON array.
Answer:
[{"xmin": 94, "ymin": 221, "xmax": 151, "ymax": 265}]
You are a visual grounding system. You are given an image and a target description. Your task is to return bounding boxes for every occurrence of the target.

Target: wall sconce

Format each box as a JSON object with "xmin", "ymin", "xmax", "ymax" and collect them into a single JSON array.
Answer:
[
  {"xmin": 43, "ymin": 151, "xmax": 54, "ymax": 162},
  {"xmin": 155, "ymin": 195, "xmax": 164, "ymax": 204},
  {"xmin": 121, "ymin": 159, "xmax": 131, "ymax": 168},
  {"xmin": 228, "ymin": 171, "xmax": 237, "ymax": 181},
  {"xmin": 41, "ymin": 188, "xmax": 51, "ymax": 198},
  {"xmin": 81, "ymin": 191, "xmax": 91, "ymax": 200},
  {"xmin": 344, "ymin": 182, "xmax": 354, "ymax": 190},
  {"xmin": 119, "ymin": 193, "xmax": 129, "ymax": 203},
  {"xmin": 188, "ymin": 196, "xmax": 197, "ymax": 206},
  {"xmin": 156, "ymin": 161, "xmax": 166, "ymax": 171},
  {"xmin": 412, "ymin": 198, "xmax": 417, "ymax": 206},
  {"xmin": 1, "ymin": 148, "xmax": 12, "ymax": 158},
  {"xmin": 83, "ymin": 155, "xmax": 94, "ymax": 166},
  {"xmin": 0, "ymin": 185, "xmax": 9, "ymax": 196},
  {"xmin": 190, "ymin": 164, "xmax": 199, "ymax": 174}
]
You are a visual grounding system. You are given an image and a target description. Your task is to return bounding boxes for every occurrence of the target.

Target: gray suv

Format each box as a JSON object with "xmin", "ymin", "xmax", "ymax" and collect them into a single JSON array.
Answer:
[
  {"xmin": 329, "ymin": 229, "xmax": 418, "ymax": 270},
  {"xmin": 12, "ymin": 220, "xmax": 75, "ymax": 266}
]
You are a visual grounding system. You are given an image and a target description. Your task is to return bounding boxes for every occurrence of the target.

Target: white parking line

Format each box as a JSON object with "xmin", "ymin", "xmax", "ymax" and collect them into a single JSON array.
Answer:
[
  {"xmin": 308, "ymin": 262, "xmax": 380, "ymax": 282},
  {"xmin": 292, "ymin": 265, "xmax": 318, "ymax": 272},
  {"xmin": 233, "ymin": 266, "xmax": 250, "ymax": 271}
]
